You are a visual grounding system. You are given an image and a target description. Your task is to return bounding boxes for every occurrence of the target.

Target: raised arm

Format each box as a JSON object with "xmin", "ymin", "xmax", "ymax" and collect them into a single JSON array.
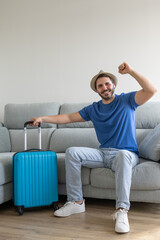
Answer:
[
  {"xmin": 30, "ymin": 112, "xmax": 85, "ymax": 126},
  {"xmin": 118, "ymin": 62, "xmax": 157, "ymax": 106}
]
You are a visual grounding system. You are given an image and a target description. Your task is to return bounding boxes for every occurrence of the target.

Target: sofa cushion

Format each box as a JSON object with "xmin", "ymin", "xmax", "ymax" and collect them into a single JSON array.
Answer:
[
  {"xmin": 138, "ymin": 123, "xmax": 160, "ymax": 161},
  {"xmin": 90, "ymin": 160, "xmax": 160, "ymax": 190},
  {"xmin": 9, "ymin": 128, "xmax": 56, "ymax": 152},
  {"xmin": 58, "ymin": 103, "xmax": 93, "ymax": 128},
  {"xmin": 0, "ymin": 127, "xmax": 11, "ymax": 152},
  {"xmin": 0, "ymin": 152, "xmax": 15, "ymax": 185},
  {"xmin": 50, "ymin": 128, "xmax": 99, "ymax": 153},
  {"xmin": 4, "ymin": 102, "xmax": 60, "ymax": 129},
  {"xmin": 136, "ymin": 129, "xmax": 152, "ymax": 148},
  {"xmin": 135, "ymin": 102, "xmax": 160, "ymax": 129},
  {"xmin": 57, "ymin": 153, "xmax": 90, "ymax": 185}
]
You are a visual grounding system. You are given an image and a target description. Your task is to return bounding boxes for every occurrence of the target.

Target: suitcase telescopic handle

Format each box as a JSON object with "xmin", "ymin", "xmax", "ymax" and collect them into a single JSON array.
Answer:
[
  {"xmin": 24, "ymin": 121, "xmax": 41, "ymax": 128},
  {"xmin": 24, "ymin": 121, "xmax": 42, "ymax": 151}
]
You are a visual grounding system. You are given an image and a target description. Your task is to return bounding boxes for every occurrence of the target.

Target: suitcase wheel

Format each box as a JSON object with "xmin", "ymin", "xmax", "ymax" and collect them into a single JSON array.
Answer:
[
  {"xmin": 17, "ymin": 206, "xmax": 24, "ymax": 216},
  {"xmin": 52, "ymin": 203, "xmax": 59, "ymax": 211}
]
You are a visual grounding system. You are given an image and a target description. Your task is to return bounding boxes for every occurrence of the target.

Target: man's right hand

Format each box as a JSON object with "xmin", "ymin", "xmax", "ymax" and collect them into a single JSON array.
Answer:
[
  {"xmin": 29, "ymin": 112, "xmax": 85, "ymax": 126},
  {"xmin": 29, "ymin": 117, "xmax": 43, "ymax": 126}
]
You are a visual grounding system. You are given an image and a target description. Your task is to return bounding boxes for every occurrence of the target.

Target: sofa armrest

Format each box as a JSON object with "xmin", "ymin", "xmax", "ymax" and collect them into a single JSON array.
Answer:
[
  {"xmin": 0, "ymin": 122, "xmax": 4, "ymax": 127},
  {"xmin": 0, "ymin": 127, "xmax": 11, "ymax": 152}
]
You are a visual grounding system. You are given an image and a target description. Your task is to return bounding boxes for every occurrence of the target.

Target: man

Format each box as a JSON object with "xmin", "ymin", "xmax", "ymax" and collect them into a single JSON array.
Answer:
[{"xmin": 30, "ymin": 62, "xmax": 157, "ymax": 233}]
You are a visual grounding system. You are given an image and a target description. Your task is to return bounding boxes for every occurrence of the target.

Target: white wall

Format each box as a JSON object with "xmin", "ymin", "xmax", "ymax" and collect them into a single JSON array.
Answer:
[{"xmin": 0, "ymin": 0, "xmax": 160, "ymax": 122}]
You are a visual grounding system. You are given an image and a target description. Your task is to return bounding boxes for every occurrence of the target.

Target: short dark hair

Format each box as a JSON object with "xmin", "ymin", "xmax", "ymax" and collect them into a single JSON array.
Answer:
[{"xmin": 95, "ymin": 73, "xmax": 113, "ymax": 90}]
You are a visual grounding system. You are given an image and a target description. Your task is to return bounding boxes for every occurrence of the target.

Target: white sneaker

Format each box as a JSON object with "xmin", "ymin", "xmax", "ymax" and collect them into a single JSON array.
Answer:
[
  {"xmin": 113, "ymin": 209, "xmax": 130, "ymax": 233},
  {"xmin": 54, "ymin": 201, "xmax": 85, "ymax": 217}
]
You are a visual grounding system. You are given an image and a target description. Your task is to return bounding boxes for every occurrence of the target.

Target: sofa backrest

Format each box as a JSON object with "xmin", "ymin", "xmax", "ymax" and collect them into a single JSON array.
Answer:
[
  {"xmin": 50, "ymin": 103, "xmax": 98, "ymax": 152},
  {"xmin": 58, "ymin": 103, "xmax": 93, "ymax": 128},
  {"xmin": 0, "ymin": 127, "xmax": 11, "ymax": 152},
  {"xmin": 58, "ymin": 101, "xmax": 160, "ymax": 129},
  {"xmin": 4, "ymin": 102, "xmax": 60, "ymax": 129},
  {"xmin": 135, "ymin": 102, "xmax": 160, "ymax": 129},
  {"xmin": 3, "ymin": 101, "xmax": 160, "ymax": 153},
  {"xmin": 135, "ymin": 102, "xmax": 160, "ymax": 147},
  {"xmin": 4, "ymin": 102, "xmax": 60, "ymax": 152},
  {"xmin": 50, "ymin": 101, "xmax": 160, "ymax": 152},
  {"xmin": 50, "ymin": 128, "xmax": 99, "ymax": 153}
]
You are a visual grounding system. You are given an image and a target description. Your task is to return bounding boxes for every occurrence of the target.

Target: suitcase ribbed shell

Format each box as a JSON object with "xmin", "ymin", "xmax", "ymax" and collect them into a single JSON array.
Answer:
[{"xmin": 13, "ymin": 151, "xmax": 58, "ymax": 208}]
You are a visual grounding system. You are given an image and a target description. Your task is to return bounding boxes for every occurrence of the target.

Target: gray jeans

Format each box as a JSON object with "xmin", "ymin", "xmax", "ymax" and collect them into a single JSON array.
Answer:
[{"xmin": 65, "ymin": 147, "xmax": 139, "ymax": 210}]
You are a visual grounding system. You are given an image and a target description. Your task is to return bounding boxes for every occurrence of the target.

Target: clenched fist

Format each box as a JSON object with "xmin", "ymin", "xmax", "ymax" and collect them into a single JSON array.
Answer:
[{"xmin": 118, "ymin": 62, "xmax": 132, "ymax": 74}]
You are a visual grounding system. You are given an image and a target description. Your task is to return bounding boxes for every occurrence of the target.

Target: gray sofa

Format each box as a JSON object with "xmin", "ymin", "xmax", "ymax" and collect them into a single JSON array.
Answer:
[{"xmin": 0, "ymin": 101, "xmax": 160, "ymax": 205}]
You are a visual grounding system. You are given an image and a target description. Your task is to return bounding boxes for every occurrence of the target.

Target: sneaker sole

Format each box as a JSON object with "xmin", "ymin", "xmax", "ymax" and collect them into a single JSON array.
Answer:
[
  {"xmin": 115, "ymin": 228, "xmax": 130, "ymax": 233},
  {"xmin": 54, "ymin": 210, "xmax": 85, "ymax": 218}
]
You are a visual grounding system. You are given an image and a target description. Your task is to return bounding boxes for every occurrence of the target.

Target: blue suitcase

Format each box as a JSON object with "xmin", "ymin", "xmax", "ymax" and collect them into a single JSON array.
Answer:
[{"xmin": 12, "ymin": 121, "xmax": 58, "ymax": 215}]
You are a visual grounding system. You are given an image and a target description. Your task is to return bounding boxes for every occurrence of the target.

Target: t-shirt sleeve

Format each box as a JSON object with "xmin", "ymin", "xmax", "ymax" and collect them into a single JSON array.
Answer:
[
  {"xmin": 128, "ymin": 91, "xmax": 139, "ymax": 110},
  {"xmin": 78, "ymin": 105, "xmax": 92, "ymax": 121},
  {"xmin": 122, "ymin": 91, "xmax": 139, "ymax": 110}
]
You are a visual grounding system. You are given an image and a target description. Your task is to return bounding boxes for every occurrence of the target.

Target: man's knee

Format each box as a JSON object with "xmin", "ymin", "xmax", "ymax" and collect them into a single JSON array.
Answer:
[
  {"xmin": 65, "ymin": 147, "xmax": 82, "ymax": 162},
  {"xmin": 66, "ymin": 147, "xmax": 76, "ymax": 155}
]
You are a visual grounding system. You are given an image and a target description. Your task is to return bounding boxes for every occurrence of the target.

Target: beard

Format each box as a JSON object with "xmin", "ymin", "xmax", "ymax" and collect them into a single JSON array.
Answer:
[{"xmin": 98, "ymin": 88, "xmax": 115, "ymax": 101}]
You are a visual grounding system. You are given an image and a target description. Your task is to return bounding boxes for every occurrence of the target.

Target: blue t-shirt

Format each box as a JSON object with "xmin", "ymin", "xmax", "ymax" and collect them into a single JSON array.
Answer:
[{"xmin": 79, "ymin": 92, "xmax": 139, "ymax": 155}]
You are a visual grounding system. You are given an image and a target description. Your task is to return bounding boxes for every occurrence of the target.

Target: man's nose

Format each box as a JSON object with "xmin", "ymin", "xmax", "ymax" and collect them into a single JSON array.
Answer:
[{"xmin": 102, "ymin": 85, "xmax": 107, "ymax": 91}]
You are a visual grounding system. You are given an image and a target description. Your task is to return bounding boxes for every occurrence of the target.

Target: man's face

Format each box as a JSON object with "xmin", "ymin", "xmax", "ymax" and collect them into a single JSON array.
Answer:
[{"xmin": 96, "ymin": 77, "xmax": 115, "ymax": 101}]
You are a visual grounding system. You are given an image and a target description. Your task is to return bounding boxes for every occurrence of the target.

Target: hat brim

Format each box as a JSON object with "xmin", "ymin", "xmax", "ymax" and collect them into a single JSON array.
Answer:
[{"xmin": 90, "ymin": 71, "xmax": 118, "ymax": 92}]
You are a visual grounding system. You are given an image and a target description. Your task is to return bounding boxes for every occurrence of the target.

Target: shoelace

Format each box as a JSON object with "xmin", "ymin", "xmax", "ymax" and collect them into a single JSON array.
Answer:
[
  {"xmin": 60, "ymin": 200, "xmax": 85, "ymax": 210},
  {"xmin": 60, "ymin": 201, "xmax": 73, "ymax": 210},
  {"xmin": 112, "ymin": 209, "xmax": 128, "ymax": 221}
]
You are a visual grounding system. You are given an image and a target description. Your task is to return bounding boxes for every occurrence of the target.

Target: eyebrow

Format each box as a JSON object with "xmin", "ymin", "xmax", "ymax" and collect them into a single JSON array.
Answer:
[{"xmin": 97, "ymin": 81, "xmax": 111, "ymax": 87}]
